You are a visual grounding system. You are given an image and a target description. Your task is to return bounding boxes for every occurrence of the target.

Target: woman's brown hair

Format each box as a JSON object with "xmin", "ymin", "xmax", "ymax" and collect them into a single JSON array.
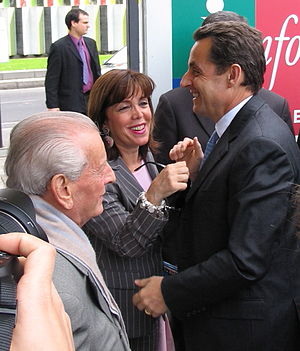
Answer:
[{"xmin": 88, "ymin": 69, "xmax": 157, "ymax": 160}]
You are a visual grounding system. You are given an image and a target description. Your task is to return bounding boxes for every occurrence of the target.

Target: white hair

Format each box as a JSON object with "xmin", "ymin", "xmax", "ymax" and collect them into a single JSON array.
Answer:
[{"xmin": 5, "ymin": 111, "xmax": 99, "ymax": 195}]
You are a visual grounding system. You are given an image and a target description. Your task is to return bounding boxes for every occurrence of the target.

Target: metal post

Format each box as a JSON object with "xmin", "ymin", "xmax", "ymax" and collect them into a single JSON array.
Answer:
[{"xmin": 126, "ymin": 0, "xmax": 139, "ymax": 72}]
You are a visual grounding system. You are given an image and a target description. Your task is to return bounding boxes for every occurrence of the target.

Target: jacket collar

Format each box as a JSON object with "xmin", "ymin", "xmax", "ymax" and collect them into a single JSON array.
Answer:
[
  {"xmin": 186, "ymin": 95, "xmax": 265, "ymax": 201},
  {"xmin": 109, "ymin": 150, "xmax": 158, "ymax": 207}
]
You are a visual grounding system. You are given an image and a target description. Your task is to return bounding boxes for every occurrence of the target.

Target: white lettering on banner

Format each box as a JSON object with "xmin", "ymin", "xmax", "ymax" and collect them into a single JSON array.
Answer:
[
  {"xmin": 294, "ymin": 110, "xmax": 300, "ymax": 124},
  {"xmin": 263, "ymin": 14, "xmax": 299, "ymax": 90}
]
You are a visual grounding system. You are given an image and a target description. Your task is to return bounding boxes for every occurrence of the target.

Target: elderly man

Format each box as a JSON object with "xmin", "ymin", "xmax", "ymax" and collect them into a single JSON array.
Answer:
[
  {"xmin": 5, "ymin": 112, "xmax": 130, "ymax": 351},
  {"xmin": 133, "ymin": 22, "xmax": 300, "ymax": 350}
]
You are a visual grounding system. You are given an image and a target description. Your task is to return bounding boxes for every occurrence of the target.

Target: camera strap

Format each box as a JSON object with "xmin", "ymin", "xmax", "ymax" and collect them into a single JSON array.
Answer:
[{"xmin": 0, "ymin": 276, "xmax": 17, "ymax": 351}]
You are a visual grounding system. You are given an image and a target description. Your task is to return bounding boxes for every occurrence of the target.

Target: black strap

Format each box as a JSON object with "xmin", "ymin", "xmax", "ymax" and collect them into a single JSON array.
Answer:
[{"xmin": 0, "ymin": 259, "xmax": 18, "ymax": 351}]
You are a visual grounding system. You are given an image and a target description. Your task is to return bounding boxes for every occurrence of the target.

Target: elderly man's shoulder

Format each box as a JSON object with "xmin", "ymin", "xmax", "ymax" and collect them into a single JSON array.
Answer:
[{"xmin": 53, "ymin": 251, "xmax": 88, "ymax": 297}]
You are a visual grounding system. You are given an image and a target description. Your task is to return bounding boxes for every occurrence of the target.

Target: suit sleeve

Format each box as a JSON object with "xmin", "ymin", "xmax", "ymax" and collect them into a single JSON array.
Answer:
[
  {"xmin": 84, "ymin": 183, "xmax": 167, "ymax": 257},
  {"xmin": 45, "ymin": 43, "xmax": 62, "ymax": 109},
  {"xmin": 153, "ymin": 94, "xmax": 178, "ymax": 165},
  {"xmin": 281, "ymin": 99, "xmax": 294, "ymax": 134},
  {"xmin": 162, "ymin": 137, "xmax": 296, "ymax": 317}
]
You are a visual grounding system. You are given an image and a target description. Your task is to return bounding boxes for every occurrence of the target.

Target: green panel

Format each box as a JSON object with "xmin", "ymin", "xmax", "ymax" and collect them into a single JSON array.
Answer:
[
  {"xmin": 172, "ymin": 0, "xmax": 255, "ymax": 82},
  {"xmin": 9, "ymin": 9, "xmax": 17, "ymax": 55},
  {"xmin": 38, "ymin": 8, "xmax": 44, "ymax": 52}
]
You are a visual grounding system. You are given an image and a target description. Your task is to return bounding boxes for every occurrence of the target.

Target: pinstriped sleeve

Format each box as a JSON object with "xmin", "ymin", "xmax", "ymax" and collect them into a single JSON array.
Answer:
[{"xmin": 84, "ymin": 182, "xmax": 168, "ymax": 258}]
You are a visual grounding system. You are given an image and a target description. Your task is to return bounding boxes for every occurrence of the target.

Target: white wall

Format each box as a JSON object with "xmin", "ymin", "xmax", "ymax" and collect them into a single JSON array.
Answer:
[{"xmin": 142, "ymin": 0, "xmax": 172, "ymax": 109}]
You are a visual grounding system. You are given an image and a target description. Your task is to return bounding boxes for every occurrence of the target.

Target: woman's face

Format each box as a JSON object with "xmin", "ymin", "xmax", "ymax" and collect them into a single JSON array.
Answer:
[{"xmin": 105, "ymin": 89, "xmax": 152, "ymax": 153}]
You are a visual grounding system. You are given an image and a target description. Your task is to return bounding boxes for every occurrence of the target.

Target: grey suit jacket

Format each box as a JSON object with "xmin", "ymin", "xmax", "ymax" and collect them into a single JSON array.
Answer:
[
  {"xmin": 84, "ymin": 151, "xmax": 166, "ymax": 339},
  {"xmin": 161, "ymin": 96, "xmax": 300, "ymax": 350},
  {"xmin": 54, "ymin": 251, "xmax": 130, "ymax": 351}
]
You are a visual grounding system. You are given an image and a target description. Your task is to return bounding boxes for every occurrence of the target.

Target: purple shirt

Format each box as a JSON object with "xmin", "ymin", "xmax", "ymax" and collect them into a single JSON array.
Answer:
[{"xmin": 69, "ymin": 34, "xmax": 93, "ymax": 93}]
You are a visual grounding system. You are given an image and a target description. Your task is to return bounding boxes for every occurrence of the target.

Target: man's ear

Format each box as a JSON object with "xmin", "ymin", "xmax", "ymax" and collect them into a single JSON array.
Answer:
[
  {"xmin": 49, "ymin": 174, "xmax": 74, "ymax": 210},
  {"xmin": 227, "ymin": 64, "xmax": 242, "ymax": 87}
]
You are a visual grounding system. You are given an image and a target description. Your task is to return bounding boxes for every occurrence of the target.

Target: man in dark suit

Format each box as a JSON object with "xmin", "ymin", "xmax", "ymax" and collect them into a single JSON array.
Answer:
[
  {"xmin": 133, "ymin": 21, "xmax": 300, "ymax": 351},
  {"xmin": 45, "ymin": 8, "xmax": 101, "ymax": 114},
  {"xmin": 154, "ymin": 11, "xmax": 294, "ymax": 166}
]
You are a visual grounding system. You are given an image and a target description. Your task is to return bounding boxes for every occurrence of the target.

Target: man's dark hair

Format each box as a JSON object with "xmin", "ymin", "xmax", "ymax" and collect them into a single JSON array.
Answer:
[
  {"xmin": 193, "ymin": 21, "xmax": 266, "ymax": 94},
  {"xmin": 202, "ymin": 10, "xmax": 248, "ymax": 26},
  {"xmin": 65, "ymin": 8, "xmax": 89, "ymax": 30}
]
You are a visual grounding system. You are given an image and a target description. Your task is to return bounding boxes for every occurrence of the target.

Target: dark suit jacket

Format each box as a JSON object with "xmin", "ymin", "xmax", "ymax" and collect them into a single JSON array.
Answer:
[
  {"xmin": 83, "ymin": 152, "xmax": 166, "ymax": 344},
  {"xmin": 161, "ymin": 96, "xmax": 300, "ymax": 351},
  {"xmin": 45, "ymin": 35, "xmax": 101, "ymax": 114},
  {"xmin": 155, "ymin": 87, "xmax": 295, "ymax": 266},
  {"xmin": 153, "ymin": 87, "xmax": 294, "ymax": 165}
]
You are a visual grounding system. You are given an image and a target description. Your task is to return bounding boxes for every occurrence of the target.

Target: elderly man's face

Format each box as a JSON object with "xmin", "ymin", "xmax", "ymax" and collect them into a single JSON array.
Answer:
[
  {"xmin": 180, "ymin": 37, "xmax": 230, "ymax": 122},
  {"xmin": 71, "ymin": 131, "xmax": 115, "ymax": 227}
]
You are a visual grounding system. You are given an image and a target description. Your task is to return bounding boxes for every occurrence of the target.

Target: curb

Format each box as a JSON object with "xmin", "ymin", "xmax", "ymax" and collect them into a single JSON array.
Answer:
[
  {"xmin": 0, "ymin": 69, "xmax": 46, "ymax": 90},
  {"xmin": 0, "ymin": 78, "xmax": 45, "ymax": 89}
]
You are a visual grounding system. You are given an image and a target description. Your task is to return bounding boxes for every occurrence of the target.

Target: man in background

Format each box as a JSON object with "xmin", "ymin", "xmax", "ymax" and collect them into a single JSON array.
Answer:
[
  {"xmin": 45, "ymin": 8, "xmax": 101, "ymax": 114},
  {"xmin": 5, "ymin": 111, "xmax": 130, "ymax": 351}
]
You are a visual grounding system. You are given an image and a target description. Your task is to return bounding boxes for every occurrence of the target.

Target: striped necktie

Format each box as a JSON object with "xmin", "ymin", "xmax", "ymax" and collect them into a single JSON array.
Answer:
[
  {"xmin": 202, "ymin": 130, "xmax": 219, "ymax": 163},
  {"xmin": 78, "ymin": 39, "xmax": 89, "ymax": 84}
]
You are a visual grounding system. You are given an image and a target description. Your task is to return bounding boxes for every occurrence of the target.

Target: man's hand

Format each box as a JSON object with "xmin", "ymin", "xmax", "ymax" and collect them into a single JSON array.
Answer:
[
  {"xmin": 0, "ymin": 233, "xmax": 74, "ymax": 351},
  {"xmin": 132, "ymin": 276, "xmax": 167, "ymax": 318},
  {"xmin": 169, "ymin": 137, "xmax": 203, "ymax": 181},
  {"xmin": 48, "ymin": 108, "xmax": 60, "ymax": 111}
]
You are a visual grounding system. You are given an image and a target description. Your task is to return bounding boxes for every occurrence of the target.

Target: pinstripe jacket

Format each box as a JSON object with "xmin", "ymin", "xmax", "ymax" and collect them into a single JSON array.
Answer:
[{"xmin": 83, "ymin": 151, "xmax": 167, "ymax": 340}]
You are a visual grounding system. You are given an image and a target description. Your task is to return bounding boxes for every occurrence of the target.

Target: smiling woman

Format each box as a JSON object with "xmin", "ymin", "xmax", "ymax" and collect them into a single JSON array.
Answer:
[{"xmin": 83, "ymin": 69, "xmax": 188, "ymax": 350}]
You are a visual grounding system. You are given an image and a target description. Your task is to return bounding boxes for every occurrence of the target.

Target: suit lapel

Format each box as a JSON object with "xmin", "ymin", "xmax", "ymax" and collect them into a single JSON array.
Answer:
[
  {"xmin": 110, "ymin": 157, "xmax": 144, "ymax": 208},
  {"xmin": 195, "ymin": 113, "xmax": 215, "ymax": 138},
  {"xmin": 144, "ymin": 150, "xmax": 159, "ymax": 179},
  {"xmin": 59, "ymin": 251, "xmax": 116, "ymax": 324},
  {"xmin": 66, "ymin": 35, "xmax": 82, "ymax": 62},
  {"xmin": 186, "ymin": 133, "xmax": 229, "ymax": 201},
  {"xmin": 186, "ymin": 96, "xmax": 265, "ymax": 202},
  {"xmin": 109, "ymin": 152, "xmax": 158, "ymax": 208}
]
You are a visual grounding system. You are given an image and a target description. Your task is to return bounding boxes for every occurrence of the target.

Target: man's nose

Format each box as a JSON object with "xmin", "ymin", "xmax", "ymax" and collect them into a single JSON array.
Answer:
[
  {"xmin": 105, "ymin": 164, "xmax": 116, "ymax": 184},
  {"xmin": 180, "ymin": 71, "xmax": 192, "ymax": 88}
]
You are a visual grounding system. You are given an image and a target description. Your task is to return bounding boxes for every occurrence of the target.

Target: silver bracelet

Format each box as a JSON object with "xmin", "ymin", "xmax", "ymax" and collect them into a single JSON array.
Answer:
[{"xmin": 137, "ymin": 192, "xmax": 169, "ymax": 220}]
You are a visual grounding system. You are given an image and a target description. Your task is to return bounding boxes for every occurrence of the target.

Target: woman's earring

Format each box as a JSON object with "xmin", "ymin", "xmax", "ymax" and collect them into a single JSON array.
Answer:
[{"xmin": 101, "ymin": 127, "xmax": 114, "ymax": 148}]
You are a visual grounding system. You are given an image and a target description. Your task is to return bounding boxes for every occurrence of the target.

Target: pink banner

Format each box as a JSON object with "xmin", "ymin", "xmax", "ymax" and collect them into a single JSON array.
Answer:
[{"xmin": 257, "ymin": 1, "xmax": 300, "ymax": 134}]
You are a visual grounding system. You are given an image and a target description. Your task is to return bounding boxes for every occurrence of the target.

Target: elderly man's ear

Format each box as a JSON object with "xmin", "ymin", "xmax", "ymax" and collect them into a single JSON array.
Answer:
[{"xmin": 45, "ymin": 174, "xmax": 74, "ymax": 210}]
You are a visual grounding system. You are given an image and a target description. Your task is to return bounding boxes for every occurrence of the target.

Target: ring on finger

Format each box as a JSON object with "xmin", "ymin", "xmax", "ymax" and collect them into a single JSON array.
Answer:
[{"xmin": 144, "ymin": 308, "xmax": 151, "ymax": 316}]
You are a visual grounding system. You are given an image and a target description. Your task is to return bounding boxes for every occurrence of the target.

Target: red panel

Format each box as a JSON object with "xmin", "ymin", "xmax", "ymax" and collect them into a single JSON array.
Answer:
[{"xmin": 256, "ymin": 0, "xmax": 300, "ymax": 134}]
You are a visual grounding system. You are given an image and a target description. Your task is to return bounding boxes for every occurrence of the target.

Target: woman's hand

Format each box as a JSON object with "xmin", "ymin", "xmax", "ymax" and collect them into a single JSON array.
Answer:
[
  {"xmin": 145, "ymin": 161, "xmax": 189, "ymax": 205},
  {"xmin": 169, "ymin": 137, "xmax": 203, "ymax": 181}
]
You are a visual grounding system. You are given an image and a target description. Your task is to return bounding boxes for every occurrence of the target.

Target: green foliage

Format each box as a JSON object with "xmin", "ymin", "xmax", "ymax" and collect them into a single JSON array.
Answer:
[{"xmin": 0, "ymin": 55, "xmax": 112, "ymax": 71}]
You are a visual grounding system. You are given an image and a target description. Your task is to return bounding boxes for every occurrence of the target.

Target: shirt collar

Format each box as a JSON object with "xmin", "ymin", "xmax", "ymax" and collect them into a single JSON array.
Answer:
[
  {"xmin": 69, "ymin": 34, "xmax": 84, "ymax": 46},
  {"xmin": 215, "ymin": 95, "xmax": 252, "ymax": 138}
]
